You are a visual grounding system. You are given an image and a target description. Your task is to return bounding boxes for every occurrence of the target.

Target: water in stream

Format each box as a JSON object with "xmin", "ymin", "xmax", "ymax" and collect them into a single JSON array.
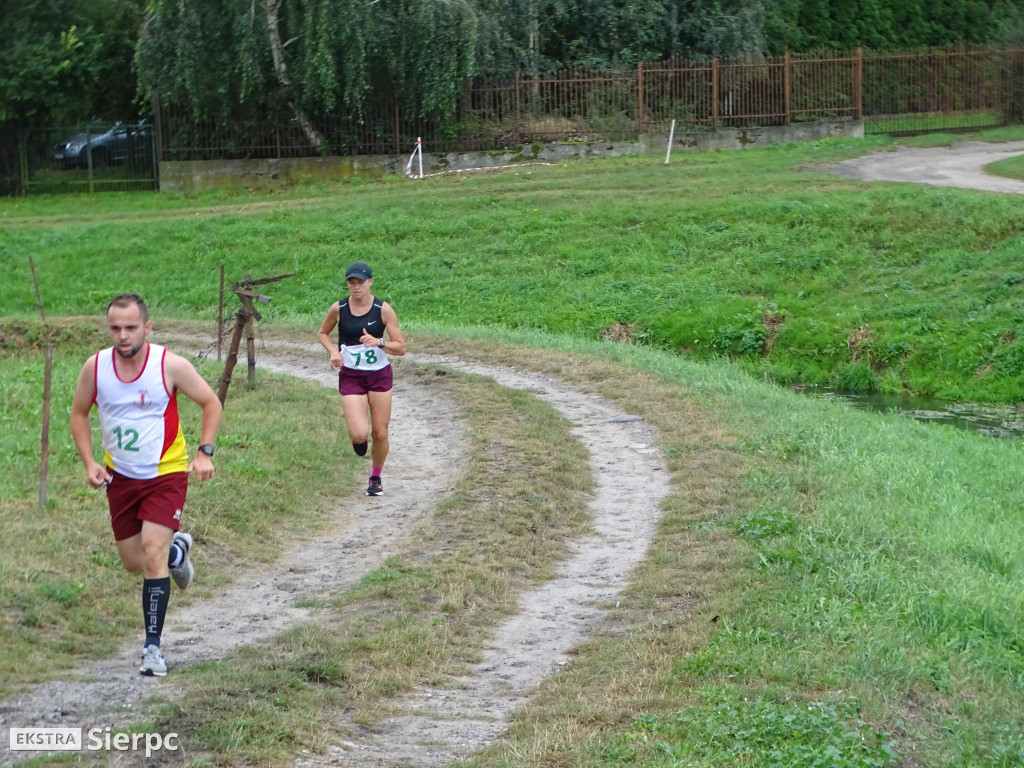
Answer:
[{"xmin": 805, "ymin": 389, "xmax": 1024, "ymax": 439}]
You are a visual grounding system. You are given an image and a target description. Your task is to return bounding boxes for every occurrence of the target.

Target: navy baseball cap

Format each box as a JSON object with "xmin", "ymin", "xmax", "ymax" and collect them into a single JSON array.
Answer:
[{"xmin": 345, "ymin": 261, "xmax": 372, "ymax": 281}]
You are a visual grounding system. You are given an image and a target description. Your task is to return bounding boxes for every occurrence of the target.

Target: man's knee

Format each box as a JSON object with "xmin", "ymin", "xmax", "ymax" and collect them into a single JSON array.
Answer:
[
  {"xmin": 120, "ymin": 557, "xmax": 144, "ymax": 573},
  {"xmin": 141, "ymin": 536, "xmax": 169, "ymax": 562}
]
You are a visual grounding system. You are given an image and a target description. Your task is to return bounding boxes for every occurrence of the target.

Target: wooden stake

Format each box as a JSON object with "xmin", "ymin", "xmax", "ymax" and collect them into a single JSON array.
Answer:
[
  {"xmin": 218, "ymin": 263, "xmax": 225, "ymax": 362},
  {"xmin": 215, "ymin": 270, "xmax": 293, "ymax": 404},
  {"xmin": 29, "ymin": 255, "xmax": 46, "ymax": 322},
  {"xmin": 246, "ymin": 317, "xmax": 256, "ymax": 384},
  {"xmin": 29, "ymin": 255, "xmax": 52, "ymax": 508},
  {"xmin": 40, "ymin": 347, "xmax": 52, "ymax": 508},
  {"xmin": 217, "ymin": 310, "xmax": 250, "ymax": 405}
]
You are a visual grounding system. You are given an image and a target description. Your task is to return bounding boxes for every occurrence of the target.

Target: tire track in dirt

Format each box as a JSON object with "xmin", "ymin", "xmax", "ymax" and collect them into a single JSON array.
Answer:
[{"xmin": 295, "ymin": 354, "xmax": 670, "ymax": 768}]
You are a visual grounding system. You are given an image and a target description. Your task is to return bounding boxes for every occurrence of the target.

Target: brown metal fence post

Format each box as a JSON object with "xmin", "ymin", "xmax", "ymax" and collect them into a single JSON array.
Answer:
[
  {"xmin": 514, "ymin": 71, "xmax": 522, "ymax": 138},
  {"xmin": 637, "ymin": 60, "xmax": 644, "ymax": 134},
  {"xmin": 144, "ymin": 45, "xmax": 1024, "ymax": 162},
  {"xmin": 855, "ymin": 47, "xmax": 863, "ymax": 120},
  {"xmin": 784, "ymin": 51, "xmax": 791, "ymax": 124},
  {"xmin": 711, "ymin": 58, "xmax": 719, "ymax": 130}
]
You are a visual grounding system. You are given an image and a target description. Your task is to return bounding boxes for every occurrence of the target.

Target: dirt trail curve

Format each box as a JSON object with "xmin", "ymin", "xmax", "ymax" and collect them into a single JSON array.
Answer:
[
  {"xmin": 0, "ymin": 339, "xmax": 670, "ymax": 767},
  {"xmin": 831, "ymin": 139, "xmax": 1024, "ymax": 194}
]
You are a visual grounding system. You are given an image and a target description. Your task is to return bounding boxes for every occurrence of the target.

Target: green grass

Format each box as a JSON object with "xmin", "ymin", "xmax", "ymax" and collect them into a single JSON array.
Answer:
[
  {"xmin": 4, "ymin": 129, "xmax": 1024, "ymax": 401},
  {"xmin": 4, "ymin": 133, "xmax": 1024, "ymax": 766},
  {"xmin": 987, "ymin": 153, "xmax": 1024, "ymax": 181},
  {"xmin": 600, "ymin": 689, "xmax": 899, "ymax": 767}
]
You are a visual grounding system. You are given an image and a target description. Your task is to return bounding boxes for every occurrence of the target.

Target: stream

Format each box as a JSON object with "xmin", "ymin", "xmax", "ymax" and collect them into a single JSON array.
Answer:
[{"xmin": 806, "ymin": 389, "xmax": 1024, "ymax": 439}]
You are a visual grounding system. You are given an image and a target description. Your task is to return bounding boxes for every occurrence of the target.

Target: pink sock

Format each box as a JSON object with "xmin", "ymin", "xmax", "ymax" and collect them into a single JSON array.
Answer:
[{"xmin": 372, "ymin": 467, "xmax": 382, "ymax": 477}]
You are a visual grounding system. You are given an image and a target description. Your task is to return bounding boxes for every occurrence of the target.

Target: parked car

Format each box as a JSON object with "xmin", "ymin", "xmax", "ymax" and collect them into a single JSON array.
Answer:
[{"xmin": 54, "ymin": 121, "xmax": 152, "ymax": 168}]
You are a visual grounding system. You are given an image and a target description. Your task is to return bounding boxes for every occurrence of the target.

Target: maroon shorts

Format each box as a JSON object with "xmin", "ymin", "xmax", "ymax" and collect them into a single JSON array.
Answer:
[
  {"xmin": 105, "ymin": 471, "xmax": 188, "ymax": 541},
  {"xmin": 339, "ymin": 365, "xmax": 393, "ymax": 396}
]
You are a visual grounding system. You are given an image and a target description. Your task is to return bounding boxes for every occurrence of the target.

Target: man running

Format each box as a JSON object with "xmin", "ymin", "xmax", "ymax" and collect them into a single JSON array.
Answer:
[{"xmin": 71, "ymin": 293, "xmax": 222, "ymax": 676}]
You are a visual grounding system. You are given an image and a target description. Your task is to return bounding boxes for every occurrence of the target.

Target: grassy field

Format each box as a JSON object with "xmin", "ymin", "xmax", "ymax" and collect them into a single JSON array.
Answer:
[
  {"xmin": 988, "ymin": 152, "xmax": 1024, "ymax": 181},
  {"xmin": 4, "ymin": 131, "xmax": 1024, "ymax": 402},
  {"xmin": 3, "ymin": 132, "xmax": 1024, "ymax": 767}
]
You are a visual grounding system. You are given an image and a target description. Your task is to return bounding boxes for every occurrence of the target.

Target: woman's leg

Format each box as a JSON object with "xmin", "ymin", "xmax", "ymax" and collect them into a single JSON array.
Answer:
[{"xmin": 366, "ymin": 389, "xmax": 393, "ymax": 470}]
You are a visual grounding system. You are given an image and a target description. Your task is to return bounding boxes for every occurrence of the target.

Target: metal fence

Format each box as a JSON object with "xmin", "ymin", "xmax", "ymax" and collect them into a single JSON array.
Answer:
[
  {"xmin": 8, "ymin": 45, "xmax": 1024, "ymax": 194},
  {"xmin": 20, "ymin": 122, "xmax": 158, "ymax": 195},
  {"xmin": 862, "ymin": 46, "xmax": 1023, "ymax": 134},
  {"xmin": 154, "ymin": 45, "xmax": 1024, "ymax": 163},
  {"xmin": 154, "ymin": 53, "xmax": 862, "ymax": 161}
]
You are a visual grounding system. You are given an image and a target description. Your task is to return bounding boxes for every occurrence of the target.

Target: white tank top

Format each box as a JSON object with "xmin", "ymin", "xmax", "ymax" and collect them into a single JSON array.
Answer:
[{"xmin": 94, "ymin": 343, "xmax": 188, "ymax": 479}]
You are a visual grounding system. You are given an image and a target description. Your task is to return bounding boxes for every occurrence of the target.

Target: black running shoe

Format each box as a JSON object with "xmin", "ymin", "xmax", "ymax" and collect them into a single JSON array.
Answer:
[{"xmin": 367, "ymin": 476, "xmax": 383, "ymax": 496}]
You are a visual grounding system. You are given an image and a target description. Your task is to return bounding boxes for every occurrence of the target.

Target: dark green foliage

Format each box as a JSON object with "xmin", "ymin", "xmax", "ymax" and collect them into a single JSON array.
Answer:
[
  {"xmin": 136, "ymin": 0, "xmax": 477, "ymax": 135},
  {"xmin": 0, "ymin": 0, "xmax": 143, "ymax": 125},
  {"xmin": 788, "ymin": 0, "xmax": 1013, "ymax": 50}
]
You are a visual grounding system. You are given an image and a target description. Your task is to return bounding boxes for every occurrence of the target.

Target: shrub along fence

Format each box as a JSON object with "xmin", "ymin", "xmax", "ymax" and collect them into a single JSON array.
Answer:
[{"xmin": 153, "ymin": 44, "xmax": 1024, "ymax": 163}]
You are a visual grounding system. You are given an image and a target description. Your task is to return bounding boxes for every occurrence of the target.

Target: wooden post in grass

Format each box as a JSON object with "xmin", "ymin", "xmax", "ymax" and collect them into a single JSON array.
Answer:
[
  {"xmin": 218, "ymin": 263, "xmax": 225, "ymax": 362},
  {"xmin": 216, "ymin": 271, "xmax": 294, "ymax": 405},
  {"xmin": 218, "ymin": 308, "xmax": 250, "ymax": 405},
  {"xmin": 29, "ymin": 256, "xmax": 52, "ymax": 508},
  {"xmin": 244, "ymin": 273, "xmax": 257, "ymax": 384}
]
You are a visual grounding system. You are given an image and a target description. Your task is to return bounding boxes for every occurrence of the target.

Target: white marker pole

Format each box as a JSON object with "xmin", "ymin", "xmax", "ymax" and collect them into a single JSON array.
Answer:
[
  {"xmin": 417, "ymin": 137, "xmax": 423, "ymax": 179},
  {"xmin": 665, "ymin": 119, "xmax": 676, "ymax": 165}
]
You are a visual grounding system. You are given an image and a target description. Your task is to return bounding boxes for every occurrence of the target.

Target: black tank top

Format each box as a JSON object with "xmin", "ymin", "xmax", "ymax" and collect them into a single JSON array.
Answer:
[{"xmin": 337, "ymin": 297, "xmax": 384, "ymax": 347}]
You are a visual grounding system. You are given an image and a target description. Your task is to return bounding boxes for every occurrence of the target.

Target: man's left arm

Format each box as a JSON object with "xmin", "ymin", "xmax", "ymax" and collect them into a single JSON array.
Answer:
[{"xmin": 165, "ymin": 351, "xmax": 222, "ymax": 481}]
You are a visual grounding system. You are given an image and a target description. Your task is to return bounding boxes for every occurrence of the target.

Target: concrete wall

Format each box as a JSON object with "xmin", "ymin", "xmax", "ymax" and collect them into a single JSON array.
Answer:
[{"xmin": 158, "ymin": 119, "xmax": 863, "ymax": 192}]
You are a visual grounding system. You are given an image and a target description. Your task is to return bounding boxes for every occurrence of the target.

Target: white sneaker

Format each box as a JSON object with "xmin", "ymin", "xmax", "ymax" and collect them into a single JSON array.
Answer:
[
  {"xmin": 170, "ymin": 532, "xmax": 194, "ymax": 590},
  {"xmin": 140, "ymin": 645, "xmax": 167, "ymax": 676}
]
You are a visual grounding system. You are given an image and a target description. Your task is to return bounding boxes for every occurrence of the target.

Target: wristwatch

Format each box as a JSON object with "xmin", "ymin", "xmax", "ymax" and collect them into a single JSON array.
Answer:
[
  {"xmin": 198, "ymin": 443, "xmax": 215, "ymax": 457},
  {"xmin": 378, "ymin": 338, "xmax": 386, "ymax": 349}
]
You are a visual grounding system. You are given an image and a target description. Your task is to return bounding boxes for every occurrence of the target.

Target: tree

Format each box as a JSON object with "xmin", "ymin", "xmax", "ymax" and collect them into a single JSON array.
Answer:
[
  {"xmin": 136, "ymin": 0, "xmax": 477, "ymax": 150},
  {"xmin": 473, "ymin": 0, "xmax": 772, "ymax": 76},
  {"xmin": 0, "ymin": 0, "xmax": 143, "ymax": 126},
  {"xmin": 787, "ymin": 0, "xmax": 1019, "ymax": 50}
]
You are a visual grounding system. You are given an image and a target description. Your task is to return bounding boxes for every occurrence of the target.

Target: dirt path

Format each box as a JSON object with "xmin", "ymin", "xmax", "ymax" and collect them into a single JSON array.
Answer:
[
  {"xmin": 831, "ymin": 139, "xmax": 1024, "ymax": 194},
  {"xmin": 1, "ymin": 340, "xmax": 670, "ymax": 767},
  {"xmin": 299, "ymin": 355, "xmax": 670, "ymax": 768}
]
